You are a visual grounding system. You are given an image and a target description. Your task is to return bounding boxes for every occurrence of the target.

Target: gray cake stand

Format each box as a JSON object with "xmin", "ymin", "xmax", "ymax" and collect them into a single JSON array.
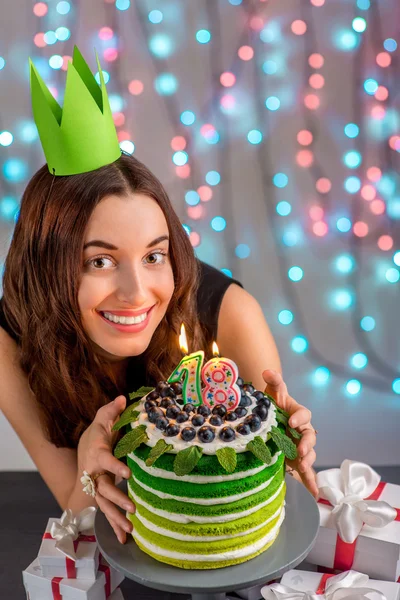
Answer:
[{"xmin": 94, "ymin": 475, "xmax": 320, "ymax": 600}]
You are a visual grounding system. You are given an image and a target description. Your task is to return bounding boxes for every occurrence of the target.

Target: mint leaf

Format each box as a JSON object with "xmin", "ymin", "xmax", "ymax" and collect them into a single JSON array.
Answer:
[
  {"xmin": 113, "ymin": 425, "xmax": 148, "ymax": 459},
  {"xmin": 246, "ymin": 436, "xmax": 272, "ymax": 464},
  {"xmin": 173, "ymin": 446, "xmax": 203, "ymax": 476},
  {"xmin": 288, "ymin": 426, "xmax": 302, "ymax": 440},
  {"xmin": 270, "ymin": 426, "xmax": 298, "ymax": 460},
  {"xmin": 146, "ymin": 439, "xmax": 173, "ymax": 467},
  {"xmin": 275, "ymin": 411, "xmax": 288, "ymax": 428},
  {"xmin": 216, "ymin": 447, "xmax": 237, "ymax": 473},
  {"xmin": 112, "ymin": 410, "xmax": 140, "ymax": 432},
  {"xmin": 128, "ymin": 386, "xmax": 154, "ymax": 401}
]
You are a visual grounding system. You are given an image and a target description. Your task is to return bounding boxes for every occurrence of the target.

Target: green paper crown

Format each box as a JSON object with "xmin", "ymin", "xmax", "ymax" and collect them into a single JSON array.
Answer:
[{"xmin": 30, "ymin": 46, "xmax": 121, "ymax": 176}]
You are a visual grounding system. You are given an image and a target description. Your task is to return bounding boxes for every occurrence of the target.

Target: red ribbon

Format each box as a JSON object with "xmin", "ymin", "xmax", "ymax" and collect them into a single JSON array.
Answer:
[
  {"xmin": 318, "ymin": 480, "xmax": 400, "ymax": 571},
  {"xmin": 99, "ymin": 562, "xmax": 111, "ymax": 598},
  {"xmin": 51, "ymin": 577, "xmax": 63, "ymax": 600},
  {"xmin": 316, "ymin": 573, "xmax": 335, "ymax": 594},
  {"xmin": 42, "ymin": 533, "xmax": 96, "ymax": 578}
]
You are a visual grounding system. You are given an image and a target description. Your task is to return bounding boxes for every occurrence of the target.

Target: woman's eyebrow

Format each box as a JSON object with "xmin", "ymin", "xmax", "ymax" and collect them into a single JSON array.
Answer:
[{"xmin": 83, "ymin": 235, "xmax": 169, "ymax": 251}]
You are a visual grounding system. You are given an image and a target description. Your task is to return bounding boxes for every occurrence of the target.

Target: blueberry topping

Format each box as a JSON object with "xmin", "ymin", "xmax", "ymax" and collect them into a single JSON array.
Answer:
[
  {"xmin": 212, "ymin": 405, "xmax": 227, "ymax": 417},
  {"xmin": 252, "ymin": 404, "xmax": 269, "ymax": 421},
  {"xmin": 239, "ymin": 393, "xmax": 252, "ymax": 407},
  {"xmin": 164, "ymin": 423, "xmax": 180, "ymax": 437},
  {"xmin": 166, "ymin": 405, "xmax": 180, "ymax": 419},
  {"xmin": 236, "ymin": 423, "xmax": 251, "ymax": 436},
  {"xmin": 253, "ymin": 390, "xmax": 265, "ymax": 401},
  {"xmin": 145, "ymin": 399, "xmax": 159, "ymax": 411},
  {"xmin": 147, "ymin": 407, "xmax": 164, "ymax": 423},
  {"xmin": 197, "ymin": 425, "xmax": 216, "ymax": 443},
  {"xmin": 209, "ymin": 414, "xmax": 223, "ymax": 427},
  {"xmin": 175, "ymin": 396, "xmax": 184, "ymax": 405},
  {"xmin": 181, "ymin": 426, "xmax": 196, "ymax": 441},
  {"xmin": 244, "ymin": 414, "xmax": 262, "ymax": 432},
  {"xmin": 147, "ymin": 390, "xmax": 160, "ymax": 401},
  {"xmin": 225, "ymin": 411, "xmax": 238, "ymax": 422},
  {"xmin": 159, "ymin": 385, "xmax": 176, "ymax": 398},
  {"xmin": 176, "ymin": 411, "xmax": 189, "ymax": 423},
  {"xmin": 183, "ymin": 403, "xmax": 196, "ymax": 414},
  {"xmin": 160, "ymin": 397, "xmax": 176, "ymax": 409},
  {"xmin": 170, "ymin": 381, "xmax": 183, "ymax": 395},
  {"xmin": 236, "ymin": 377, "xmax": 244, "ymax": 387},
  {"xmin": 197, "ymin": 405, "xmax": 211, "ymax": 417},
  {"xmin": 156, "ymin": 381, "xmax": 169, "ymax": 394},
  {"xmin": 257, "ymin": 396, "xmax": 271, "ymax": 408},
  {"xmin": 219, "ymin": 426, "xmax": 236, "ymax": 442},
  {"xmin": 155, "ymin": 416, "xmax": 169, "ymax": 431},
  {"xmin": 191, "ymin": 414, "xmax": 205, "ymax": 427},
  {"xmin": 242, "ymin": 383, "xmax": 255, "ymax": 395},
  {"xmin": 235, "ymin": 406, "xmax": 248, "ymax": 418}
]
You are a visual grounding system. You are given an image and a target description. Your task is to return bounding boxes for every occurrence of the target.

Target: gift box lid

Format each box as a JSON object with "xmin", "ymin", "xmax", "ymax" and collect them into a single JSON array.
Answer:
[{"xmin": 39, "ymin": 517, "xmax": 98, "ymax": 567}]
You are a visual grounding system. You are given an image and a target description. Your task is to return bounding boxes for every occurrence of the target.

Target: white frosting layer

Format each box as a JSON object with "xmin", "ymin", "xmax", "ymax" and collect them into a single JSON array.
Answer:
[
  {"xmin": 134, "ymin": 506, "xmax": 282, "ymax": 541},
  {"xmin": 131, "ymin": 472, "xmax": 276, "ymax": 505},
  {"xmin": 128, "ymin": 476, "xmax": 285, "ymax": 523},
  {"xmin": 136, "ymin": 392, "xmax": 277, "ymax": 454},
  {"xmin": 128, "ymin": 450, "xmax": 281, "ymax": 483},
  {"xmin": 132, "ymin": 506, "xmax": 285, "ymax": 562}
]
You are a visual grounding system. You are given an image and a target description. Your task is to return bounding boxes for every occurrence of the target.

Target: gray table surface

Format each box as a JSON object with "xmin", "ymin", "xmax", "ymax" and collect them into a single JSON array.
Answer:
[{"xmin": 1, "ymin": 467, "xmax": 399, "ymax": 599}]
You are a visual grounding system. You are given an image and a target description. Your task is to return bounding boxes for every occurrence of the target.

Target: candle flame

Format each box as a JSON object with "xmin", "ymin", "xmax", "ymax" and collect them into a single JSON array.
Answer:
[
  {"xmin": 179, "ymin": 324, "xmax": 188, "ymax": 355},
  {"xmin": 212, "ymin": 342, "xmax": 220, "ymax": 357}
]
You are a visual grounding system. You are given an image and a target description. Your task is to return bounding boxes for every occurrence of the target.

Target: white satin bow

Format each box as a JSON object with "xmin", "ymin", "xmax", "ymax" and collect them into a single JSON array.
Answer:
[
  {"xmin": 49, "ymin": 507, "xmax": 97, "ymax": 561},
  {"xmin": 316, "ymin": 460, "xmax": 397, "ymax": 544},
  {"xmin": 261, "ymin": 570, "xmax": 387, "ymax": 600}
]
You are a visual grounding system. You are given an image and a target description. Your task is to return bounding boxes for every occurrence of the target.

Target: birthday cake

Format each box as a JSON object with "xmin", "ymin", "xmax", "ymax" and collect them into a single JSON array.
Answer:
[{"xmin": 114, "ymin": 344, "xmax": 297, "ymax": 570}]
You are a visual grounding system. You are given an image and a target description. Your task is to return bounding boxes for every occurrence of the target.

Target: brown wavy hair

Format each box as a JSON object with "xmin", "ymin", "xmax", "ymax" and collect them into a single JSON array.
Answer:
[{"xmin": 2, "ymin": 153, "xmax": 207, "ymax": 448}]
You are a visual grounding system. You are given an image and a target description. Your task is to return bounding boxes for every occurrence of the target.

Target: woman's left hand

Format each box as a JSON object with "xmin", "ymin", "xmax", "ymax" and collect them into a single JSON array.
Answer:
[{"xmin": 262, "ymin": 369, "xmax": 318, "ymax": 499}]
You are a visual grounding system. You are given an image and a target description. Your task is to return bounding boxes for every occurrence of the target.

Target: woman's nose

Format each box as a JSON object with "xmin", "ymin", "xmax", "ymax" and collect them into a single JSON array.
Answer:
[{"xmin": 115, "ymin": 267, "xmax": 147, "ymax": 307}]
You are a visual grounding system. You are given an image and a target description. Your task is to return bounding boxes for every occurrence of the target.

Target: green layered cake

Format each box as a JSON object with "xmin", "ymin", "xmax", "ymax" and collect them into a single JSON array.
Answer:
[{"xmin": 114, "ymin": 379, "xmax": 297, "ymax": 570}]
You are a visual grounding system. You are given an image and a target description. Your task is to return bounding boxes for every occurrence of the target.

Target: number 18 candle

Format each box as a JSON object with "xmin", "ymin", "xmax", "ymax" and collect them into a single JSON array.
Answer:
[
  {"xmin": 201, "ymin": 342, "xmax": 241, "ymax": 410},
  {"xmin": 167, "ymin": 324, "xmax": 204, "ymax": 406}
]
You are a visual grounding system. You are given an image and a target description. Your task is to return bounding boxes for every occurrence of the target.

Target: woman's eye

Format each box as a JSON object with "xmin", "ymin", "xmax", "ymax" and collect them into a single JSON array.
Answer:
[
  {"xmin": 87, "ymin": 256, "xmax": 114, "ymax": 269},
  {"xmin": 145, "ymin": 251, "xmax": 167, "ymax": 265}
]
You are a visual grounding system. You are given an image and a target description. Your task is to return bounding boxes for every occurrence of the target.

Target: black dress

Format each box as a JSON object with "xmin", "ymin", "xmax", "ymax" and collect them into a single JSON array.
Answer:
[{"xmin": 0, "ymin": 260, "xmax": 242, "ymax": 394}]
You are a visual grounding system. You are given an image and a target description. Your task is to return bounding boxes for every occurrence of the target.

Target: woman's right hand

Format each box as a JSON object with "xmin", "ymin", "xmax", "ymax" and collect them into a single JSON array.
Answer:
[{"xmin": 77, "ymin": 395, "xmax": 135, "ymax": 544}]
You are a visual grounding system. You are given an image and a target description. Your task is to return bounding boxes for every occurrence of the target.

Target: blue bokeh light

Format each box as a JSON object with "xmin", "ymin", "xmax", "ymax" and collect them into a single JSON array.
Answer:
[
  {"xmin": 273, "ymin": 172, "xmax": 288, "ymax": 188},
  {"xmin": 288, "ymin": 266, "xmax": 303, "ymax": 282},
  {"xmin": 335, "ymin": 30, "xmax": 359, "ymax": 51},
  {"xmin": 282, "ymin": 225, "xmax": 303, "ymax": 247},
  {"xmin": 180, "ymin": 110, "xmax": 196, "ymax": 125},
  {"xmin": 346, "ymin": 379, "xmax": 362, "ymax": 395},
  {"xmin": 262, "ymin": 60, "xmax": 278, "ymax": 75},
  {"xmin": 196, "ymin": 30, "xmax": 211, "ymax": 44},
  {"xmin": 55, "ymin": 27, "xmax": 71, "ymax": 41},
  {"xmin": 0, "ymin": 131, "xmax": 13, "ymax": 147},
  {"xmin": 120, "ymin": 140, "xmax": 135, "ymax": 154},
  {"xmin": 313, "ymin": 366, "xmax": 331, "ymax": 386},
  {"xmin": 356, "ymin": 0, "xmax": 370, "ymax": 8},
  {"xmin": 148, "ymin": 10, "xmax": 163, "ymax": 24},
  {"xmin": 352, "ymin": 17, "xmax": 367, "ymax": 32},
  {"xmin": 221, "ymin": 268, "xmax": 232, "ymax": 277},
  {"xmin": 344, "ymin": 176, "xmax": 361, "ymax": 194},
  {"xmin": 95, "ymin": 71, "xmax": 110, "ymax": 85},
  {"xmin": 2, "ymin": 158, "xmax": 28, "ymax": 183},
  {"xmin": 49, "ymin": 55, "xmax": 63, "ymax": 70},
  {"xmin": 185, "ymin": 191, "xmax": 200, "ymax": 206},
  {"xmin": 344, "ymin": 123, "xmax": 359, "ymax": 138},
  {"xmin": 278, "ymin": 310, "xmax": 293, "ymax": 325},
  {"xmin": 205, "ymin": 171, "xmax": 221, "ymax": 186},
  {"xmin": 116, "ymin": 0, "xmax": 130, "ymax": 10},
  {"xmin": 44, "ymin": 31, "xmax": 57, "ymax": 45},
  {"xmin": 343, "ymin": 150, "xmax": 362, "ymax": 168},
  {"xmin": 387, "ymin": 199, "xmax": 400, "ymax": 219},
  {"xmin": 235, "ymin": 244, "xmax": 251, "ymax": 259},
  {"xmin": 384, "ymin": 38, "xmax": 397, "ymax": 52},
  {"xmin": 18, "ymin": 121, "xmax": 38, "ymax": 143},
  {"xmin": 393, "ymin": 251, "xmax": 400, "ymax": 267},
  {"xmin": 259, "ymin": 22, "xmax": 281, "ymax": 43},
  {"xmin": 364, "ymin": 78, "xmax": 378, "ymax": 95},
  {"xmin": 276, "ymin": 201, "xmax": 292, "ymax": 216},
  {"xmin": 0, "ymin": 57, "xmax": 5, "ymax": 70},
  {"xmin": 149, "ymin": 34, "xmax": 173, "ymax": 58},
  {"xmin": 154, "ymin": 73, "xmax": 178, "ymax": 95},
  {"xmin": 332, "ymin": 289, "xmax": 353, "ymax": 310},
  {"xmin": 360, "ymin": 316, "xmax": 375, "ymax": 331},
  {"xmin": 336, "ymin": 217, "xmax": 352, "ymax": 232},
  {"xmin": 351, "ymin": 353, "xmax": 368, "ymax": 369},
  {"xmin": 385, "ymin": 268, "xmax": 399, "ymax": 283},
  {"xmin": 247, "ymin": 130, "xmax": 263, "ymax": 144},
  {"xmin": 172, "ymin": 151, "xmax": 188, "ymax": 166},
  {"xmin": 211, "ymin": 216, "xmax": 226, "ymax": 232},
  {"xmin": 108, "ymin": 94, "xmax": 124, "ymax": 112},
  {"xmin": 291, "ymin": 336, "xmax": 308, "ymax": 353},
  {"xmin": 392, "ymin": 379, "xmax": 400, "ymax": 394},
  {"xmin": 0, "ymin": 196, "xmax": 19, "ymax": 220},
  {"xmin": 265, "ymin": 96, "xmax": 280, "ymax": 111},
  {"xmin": 56, "ymin": 1, "xmax": 71, "ymax": 14},
  {"xmin": 335, "ymin": 254, "xmax": 354, "ymax": 273}
]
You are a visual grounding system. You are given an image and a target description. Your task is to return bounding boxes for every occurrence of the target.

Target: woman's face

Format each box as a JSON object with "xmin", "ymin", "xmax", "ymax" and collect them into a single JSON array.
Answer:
[{"xmin": 78, "ymin": 192, "xmax": 175, "ymax": 361}]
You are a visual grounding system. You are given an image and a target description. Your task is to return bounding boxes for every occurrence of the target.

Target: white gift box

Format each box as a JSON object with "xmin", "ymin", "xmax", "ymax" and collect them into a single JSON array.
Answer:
[
  {"xmin": 23, "ymin": 556, "xmax": 124, "ymax": 600},
  {"xmin": 305, "ymin": 461, "xmax": 400, "ymax": 582},
  {"xmin": 265, "ymin": 569, "xmax": 400, "ymax": 600},
  {"xmin": 39, "ymin": 517, "xmax": 100, "ymax": 580}
]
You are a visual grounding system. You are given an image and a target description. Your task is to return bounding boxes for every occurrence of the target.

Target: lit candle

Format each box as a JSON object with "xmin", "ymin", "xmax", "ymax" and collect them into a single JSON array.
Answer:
[
  {"xmin": 201, "ymin": 342, "xmax": 241, "ymax": 410},
  {"xmin": 167, "ymin": 324, "xmax": 204, "ymax": 406}
]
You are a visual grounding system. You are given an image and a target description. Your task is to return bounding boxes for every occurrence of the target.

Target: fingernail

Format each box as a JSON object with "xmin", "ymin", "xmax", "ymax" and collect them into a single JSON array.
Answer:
[
  {"xmin": 122, "ymin": 469, "xmax": 130, "ymax": 478},
  {"xmin": 290, "ymin": 419, "xmax": 298, "ymax": 428},
  {"xmin": 124, "ymin": 503, "xmax": 134, "ymax": 512}
]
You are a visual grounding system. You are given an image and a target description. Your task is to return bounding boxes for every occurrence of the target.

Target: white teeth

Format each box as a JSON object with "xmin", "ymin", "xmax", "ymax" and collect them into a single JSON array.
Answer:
[{"xmin": 102, "ymin": 311, "xmax": 147, "ymax": 325}]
